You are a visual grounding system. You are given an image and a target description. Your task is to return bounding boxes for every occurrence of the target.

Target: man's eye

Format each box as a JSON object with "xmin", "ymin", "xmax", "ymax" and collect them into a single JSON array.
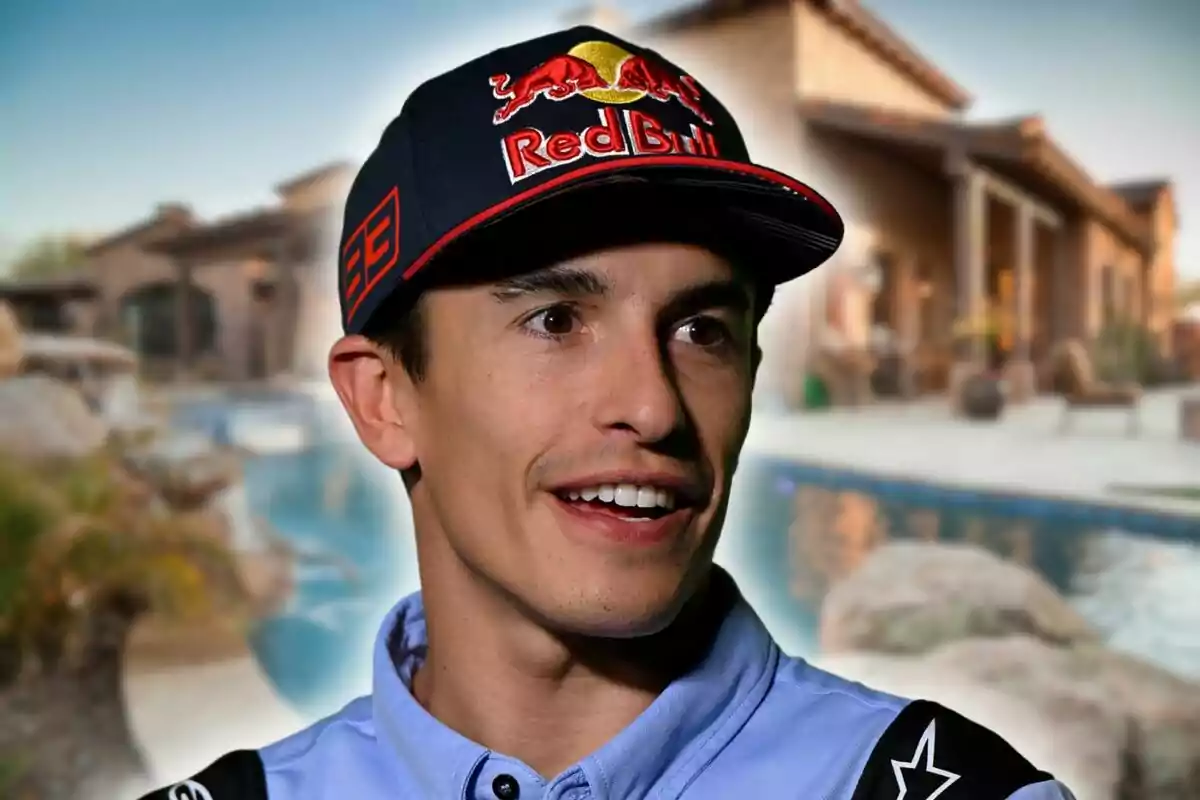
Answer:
[
  {"xmin": 673, "ymin": 316, "xmax": 732, "ymax": 348},
  {"xmin": 524, "ymin": 305, "xmax": 579, "ymax": 338}
]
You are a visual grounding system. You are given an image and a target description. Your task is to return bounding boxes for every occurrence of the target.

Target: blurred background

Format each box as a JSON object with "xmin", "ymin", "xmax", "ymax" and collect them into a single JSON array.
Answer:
[{"xmin": 2, "ymin": 1, "xmax": 1199, "ymax": 798}]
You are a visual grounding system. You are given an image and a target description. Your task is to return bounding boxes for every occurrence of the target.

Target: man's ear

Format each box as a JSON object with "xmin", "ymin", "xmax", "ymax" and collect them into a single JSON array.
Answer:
[{"xmin": 328, "ymin": 335, "xmax": 418, "ymax": 470}]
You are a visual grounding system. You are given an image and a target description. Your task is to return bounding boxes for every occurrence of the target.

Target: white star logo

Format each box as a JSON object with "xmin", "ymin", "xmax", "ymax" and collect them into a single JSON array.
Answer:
[
  {"xmin": 167, "ymin": 781, "xmax": 214, "ymax": 800},
  {"xmin": 891, "ymin": 720, "xmax": 961, "ymax": 800}
]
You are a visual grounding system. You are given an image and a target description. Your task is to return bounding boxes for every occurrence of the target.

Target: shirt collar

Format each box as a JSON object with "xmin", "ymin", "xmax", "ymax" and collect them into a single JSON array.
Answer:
[{"xmin": 371, "ymin": 567, "xmax": 779, "ymax": 800}]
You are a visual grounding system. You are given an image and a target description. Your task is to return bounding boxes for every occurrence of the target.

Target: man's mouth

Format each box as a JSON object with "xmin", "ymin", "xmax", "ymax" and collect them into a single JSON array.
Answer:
[{"xmin": 554, "ymin": 484, "xmax": 677, "ymax": 520}]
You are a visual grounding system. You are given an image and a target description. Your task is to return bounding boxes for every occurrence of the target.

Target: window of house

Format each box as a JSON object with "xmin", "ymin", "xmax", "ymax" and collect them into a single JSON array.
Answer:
[
  {"xmin": 23, "ymin": 300, "xmax": 67, "ymax": 333},
  {"xmin": 118, "ymin": 282, "xmax": 217, "ymax": 358}
]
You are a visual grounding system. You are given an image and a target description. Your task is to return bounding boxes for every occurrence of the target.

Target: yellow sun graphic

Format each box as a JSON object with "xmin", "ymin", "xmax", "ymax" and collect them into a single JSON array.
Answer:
[{"xmin": 567, "ymin": 41, "xmax": 644, "ymax": 104}]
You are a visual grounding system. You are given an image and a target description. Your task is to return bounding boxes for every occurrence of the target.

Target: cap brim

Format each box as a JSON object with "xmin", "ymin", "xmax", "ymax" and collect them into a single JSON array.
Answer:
[
  {"xmin": 349, "ymin": 157, "xmax": 843, "ymax": 334},
  {"xmin": 408, "ymin": 155, "xmax": 843, "ymax": 291}
]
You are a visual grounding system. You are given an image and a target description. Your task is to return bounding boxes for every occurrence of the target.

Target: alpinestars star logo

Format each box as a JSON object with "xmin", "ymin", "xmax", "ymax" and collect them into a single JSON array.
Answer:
[
  {"xmin": 891, "ymin": 720, "xmax": 961, "ymax": 800},
  {"xmin": 167, "ymin": 780, "xmax": 214, "ymax": 800}
]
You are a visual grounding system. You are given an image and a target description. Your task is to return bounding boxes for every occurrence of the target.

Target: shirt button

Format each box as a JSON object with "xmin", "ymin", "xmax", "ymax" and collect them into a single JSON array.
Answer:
[{"xmin": 492, "ymin": 774, "xmax": 520, "ymax": 800}]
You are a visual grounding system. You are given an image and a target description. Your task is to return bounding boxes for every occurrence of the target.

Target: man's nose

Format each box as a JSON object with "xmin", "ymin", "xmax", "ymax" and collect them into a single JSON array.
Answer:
[{"xmin": 593, "ymin": 333, "xmax": 685, "ymax": 443}]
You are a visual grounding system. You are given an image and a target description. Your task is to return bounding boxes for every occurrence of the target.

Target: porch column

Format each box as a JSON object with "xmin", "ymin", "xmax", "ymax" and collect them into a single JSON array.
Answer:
[
  {"xmin": 894, "ymin": 255, "xmax": 920, "ymax": 397},
  {"xmin": 1132, "ymin": 262, "xmax": 1146, "ymax": 323},
  {"xmin": 271, "ymin": 232, "xmax": 306, "ymax": 380},
  {"xmin": 175, "ymin": 258, "xmax": 194, "ymax": 382},
  {"xmin": 947, "ymin": 151, "xmax": 987, "ymax": 409},
  {"xmin": 1141, "ymin": 261, "xmax": 1154, "ymax": 331},
  {"xmin": 955, "ymin": 165, "xmax": 987, "ymax": 364},
  {"xmin": 796, "ymin": 269, "xmax": 830, "ymax": 409},
  {"xmin": 262, "ymin": 240, "xmax": 282, "ymax": 380},
  {"xmin": 1051, "ymin": 228, "xmax": 1074, "ymax": 344},
  {"xmin": 1006, "ymin": 203, "xmax": 1037, "ymax": 401}
]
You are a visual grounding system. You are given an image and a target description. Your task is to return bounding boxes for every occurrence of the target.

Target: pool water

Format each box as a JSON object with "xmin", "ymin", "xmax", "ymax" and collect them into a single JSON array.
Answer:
[
  {"xmin": 725, "ymin": 458, "xmax": 1200, "ymax": 681},
  {"xmin": 171, "ymin": 391, "xmax": 417, "ymax": 716},
  {"xmin": 173, "ymin": 393, "xmax": 1200, "ymax": 714},
  {"xmin": 241, "ymin": 442, "xmax": 412, "ymax": 716}
]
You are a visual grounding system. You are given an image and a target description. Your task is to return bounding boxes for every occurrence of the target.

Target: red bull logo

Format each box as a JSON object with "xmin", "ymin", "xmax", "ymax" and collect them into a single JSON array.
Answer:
[
  {"xmin": 490, "ymin": 40, "xmax": 714, "ymax": 126},
  {"xmin": 501, "ymin": 106, "xmax": 721, "ymax": 184}
]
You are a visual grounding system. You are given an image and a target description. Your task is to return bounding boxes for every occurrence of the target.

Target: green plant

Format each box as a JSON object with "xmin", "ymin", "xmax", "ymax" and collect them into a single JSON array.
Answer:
[
  {"xmin": 0, "ymin": 460, "xmax": 59, "ymax": 639},
  {"xmin": 0, "ymin": 450, "xmax": 249, "ymax": 682},
  {"xmin": 1093, "ymin": 319, "xmax": 1171, "ymax": 385},
  {"xmin": 0, "ymin": 751, "xmax": 30, "ymax": 797},
  {"xmin": 3, "ymin": 234, "xmax": 88, "ymax": 281},
  {"xmin": 950, "ymin": 302, "xmax": 1008, "ymax": 371},
  {"xmin": 1110, "ymin": 484, "xmax": 1200, "ymax": 502}
]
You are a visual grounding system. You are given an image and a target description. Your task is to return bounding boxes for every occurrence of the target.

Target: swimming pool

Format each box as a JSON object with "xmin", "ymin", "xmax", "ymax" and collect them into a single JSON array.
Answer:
[
  {"xmin": 171, "ymin": 390, "xmax": 418, "ymax": 716},
  {"xmin": 172, "ymin": 393, "xmax": 1200, "ymax": 713},
  {"xmin": 239, "ymin": 440, "xmax": 414, "ymax": 716},
  {"xmin": 724, "ymin": 457, "xmax": 1200, "ymax": 682}
]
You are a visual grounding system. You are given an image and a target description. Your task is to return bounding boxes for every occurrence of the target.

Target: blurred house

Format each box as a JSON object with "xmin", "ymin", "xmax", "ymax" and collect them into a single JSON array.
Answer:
[
  {"xmin": 1176, "ymin": 302, "xmax": 1200, "ymax": 380},
  {"xmin": 0, "ymin": 273, "xmax": 98, "ymax": 335},
  {"xmin": 631, "ymin": 0, "xmax": 1179, "ymax": 405},
  {"xmin": 0, "ymin": 163, "xmax": 352, "ymax": 383},
  {"xmin": 2, "ymin": 0, "xmax": 1181, "ymax": 395}
]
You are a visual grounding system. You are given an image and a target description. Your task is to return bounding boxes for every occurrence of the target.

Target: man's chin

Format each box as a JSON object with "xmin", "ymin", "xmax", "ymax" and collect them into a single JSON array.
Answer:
[{"xmin": 534, "ymin": 583, "xmax": 692, "ymax": 640}]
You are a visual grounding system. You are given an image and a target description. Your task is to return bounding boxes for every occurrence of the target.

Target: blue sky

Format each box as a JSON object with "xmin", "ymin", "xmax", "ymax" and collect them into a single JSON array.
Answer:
[{"xmin": 2, "ymin": 0, "xmax": 1197, "ymax": 276}]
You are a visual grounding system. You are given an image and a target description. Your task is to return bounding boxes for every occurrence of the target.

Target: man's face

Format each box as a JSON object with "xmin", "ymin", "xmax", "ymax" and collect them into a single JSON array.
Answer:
[{"xmin": 360, "ymin": 243, "xmax": 758, "ymax": 637}]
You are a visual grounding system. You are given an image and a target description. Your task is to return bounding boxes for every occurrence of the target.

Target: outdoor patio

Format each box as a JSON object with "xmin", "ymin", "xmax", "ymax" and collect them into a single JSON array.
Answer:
[{"xmin": 745, "ymin": 386, "xmax": 1200, "ymax": 519}]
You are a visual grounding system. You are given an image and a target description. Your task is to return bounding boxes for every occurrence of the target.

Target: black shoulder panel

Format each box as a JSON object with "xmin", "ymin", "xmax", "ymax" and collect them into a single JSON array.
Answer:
[
  {"xmin": 850, "ymin": 699, "xmax": 1055, "ymax": 800},
  {"xmin": 134, "ymin": 750, "xmax": 268, "ymax": 800}
]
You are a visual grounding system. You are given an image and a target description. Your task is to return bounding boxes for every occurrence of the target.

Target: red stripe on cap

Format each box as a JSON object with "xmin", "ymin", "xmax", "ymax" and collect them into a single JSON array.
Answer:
[{"xmin": 346, "ymin": 155, "xmax": 837, "ymax": 324}]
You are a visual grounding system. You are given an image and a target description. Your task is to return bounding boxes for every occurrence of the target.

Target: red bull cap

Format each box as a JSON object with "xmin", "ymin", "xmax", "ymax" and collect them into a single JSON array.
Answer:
[{"xmin": 338, "ymin": 25, "xmax": 844, "ymax": 334}]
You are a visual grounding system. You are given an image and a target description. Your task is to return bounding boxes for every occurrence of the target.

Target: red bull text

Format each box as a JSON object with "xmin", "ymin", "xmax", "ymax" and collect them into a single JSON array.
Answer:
[{"xmin": 501, "ymin": 107, "xmax": 721, "ymax": 184}]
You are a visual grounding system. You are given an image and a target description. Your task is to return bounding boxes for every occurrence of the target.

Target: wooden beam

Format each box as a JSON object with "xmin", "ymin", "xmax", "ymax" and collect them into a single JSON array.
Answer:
[
  {"xmin": 975, "ymin": 164, "xmax": 1062, "ymax": 228},
  {"xmin": 808, "ymin": 100, "xmax": 962, "ymax": 151},
  {"xmin": 944, "ymin": 150, "xmax": 1062, "ymax": 228}
]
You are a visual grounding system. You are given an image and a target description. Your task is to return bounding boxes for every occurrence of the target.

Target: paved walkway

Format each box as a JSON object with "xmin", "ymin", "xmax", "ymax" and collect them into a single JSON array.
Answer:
[
  {"xmin": 744, "ymin": 385, "xmax": 1200, "ymax": 519},
  {"xmin": 121, "ymin": 653, "xmax": 304, "ymax": 791}
]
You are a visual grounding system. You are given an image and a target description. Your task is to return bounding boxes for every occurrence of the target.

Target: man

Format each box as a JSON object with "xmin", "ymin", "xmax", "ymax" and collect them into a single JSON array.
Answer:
[{"xmin": 140, "ymin": 25, "xmax": 1075, "ymax": 800}]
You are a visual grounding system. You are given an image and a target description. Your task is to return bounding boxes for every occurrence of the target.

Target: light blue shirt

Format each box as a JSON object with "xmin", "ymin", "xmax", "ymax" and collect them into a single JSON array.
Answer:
[{"xmin": 256, "ymin": 577, "xmax": 1075, "ymax": 799}]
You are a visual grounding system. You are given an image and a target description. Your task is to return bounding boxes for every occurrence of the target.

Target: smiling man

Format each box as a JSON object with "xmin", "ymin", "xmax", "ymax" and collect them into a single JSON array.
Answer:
[{"xmin": 139, "ymin": 25, "xmax": 1075, "ymax": 800}]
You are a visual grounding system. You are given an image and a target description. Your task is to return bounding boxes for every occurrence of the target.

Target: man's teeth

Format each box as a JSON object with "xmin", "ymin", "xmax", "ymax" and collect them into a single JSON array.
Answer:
[{"xmin": 565, "ymin": 484, "xmax": 676, "ymax": 510}]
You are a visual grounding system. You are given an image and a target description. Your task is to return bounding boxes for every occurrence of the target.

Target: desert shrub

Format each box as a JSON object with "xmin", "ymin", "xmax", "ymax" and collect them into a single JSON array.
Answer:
[
  {"xmin": 0, "ymin": 449, "xmax": 248, "ymax": 683},
  {"xmin": 0, "ymin": 752, "xmax": 29, "ymax": 797},
  {"xmin": 1092, "ymin": 320, "xmax": 1175, "ymax": 386}
]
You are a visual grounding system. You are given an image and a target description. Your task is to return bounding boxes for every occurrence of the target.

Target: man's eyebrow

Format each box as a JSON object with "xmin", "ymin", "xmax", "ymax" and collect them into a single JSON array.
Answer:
[
  {"xmin": 662, "ymin": 279, "xmax": 754, "ymax": 320},
  {"xmin": 490, "ymin": 264, "xmax": 612, "ymax": 302}
]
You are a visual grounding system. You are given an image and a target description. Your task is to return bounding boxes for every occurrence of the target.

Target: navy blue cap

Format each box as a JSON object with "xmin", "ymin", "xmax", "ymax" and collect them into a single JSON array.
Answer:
[{"xmin": 338, "ymin": 24, "xmax": 844, "ymax": 335}]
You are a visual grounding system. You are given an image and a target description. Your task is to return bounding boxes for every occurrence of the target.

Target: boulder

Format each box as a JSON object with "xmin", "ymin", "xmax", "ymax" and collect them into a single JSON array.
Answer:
[
  {"xmin": 1045, "ymin": 643, "xmax": 1200, "ymax": 800},
  {"xmin": 817, "ymin": 542, "xmax": 1200, "ymax": 799},
  {"xmin": 0, "ymin": 375, "xmax": 109, "ymax": 459},
  {"xmin": 122, "ymin": 430, "xmax": 243, "ymax": 510},
  {"xmin": 858, "ymin": 636, "xmax": 1200, "ymax": 800},
  {"xmin": 815, "ymin": 643, "xmax": 1125, "ymax": 800},
  {"xmin": 819, "ymin": 541, "xmax": 1099, "ymax": 654}
]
